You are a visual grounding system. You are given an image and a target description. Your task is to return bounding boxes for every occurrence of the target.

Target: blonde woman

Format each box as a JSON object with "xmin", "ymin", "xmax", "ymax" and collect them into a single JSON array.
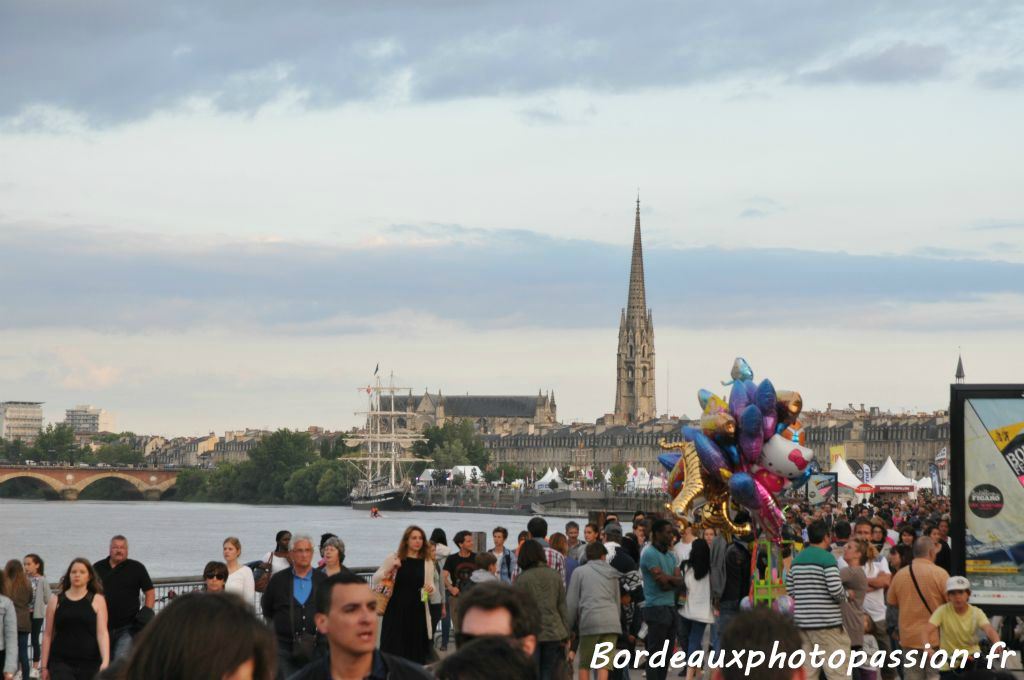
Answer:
[
  {"xmin": 222, "ymin": 537, "xmax": 255, "ymax": 604},
  {"xmin": 374, "ymin": 525, "xmax": 435, "ymax": 664}
]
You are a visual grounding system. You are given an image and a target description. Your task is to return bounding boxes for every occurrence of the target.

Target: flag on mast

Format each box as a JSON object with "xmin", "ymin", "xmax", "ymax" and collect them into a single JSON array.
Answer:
[{"xmin": 373, "ymin": 363, "xmax": 379, "ymax": 376}]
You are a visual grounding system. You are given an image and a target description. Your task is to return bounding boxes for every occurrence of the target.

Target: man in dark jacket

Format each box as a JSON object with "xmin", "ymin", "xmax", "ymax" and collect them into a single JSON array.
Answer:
[
  {"xmin": 289, "ymin": 571, "xmax": 432, "ymax": 680},
  {"xmin": 261, "ymin": 534, "xmax": 327, "ymax": 679},
  {"xmin": 715, "ymin": 534, "xmax": 752, "ymax": 652}
]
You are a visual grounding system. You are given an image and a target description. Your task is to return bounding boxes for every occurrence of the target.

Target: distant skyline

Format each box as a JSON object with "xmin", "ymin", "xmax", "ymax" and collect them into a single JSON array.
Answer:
[{"xmin": 1, "ymin": 1, "xmax": 1022, "ymax": 435}]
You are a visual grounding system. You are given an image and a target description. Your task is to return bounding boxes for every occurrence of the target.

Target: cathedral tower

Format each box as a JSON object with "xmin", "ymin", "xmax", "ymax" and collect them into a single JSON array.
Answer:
[{"xmin": 614, "ymin": 198, "xmax": 656, "ymax": 424}]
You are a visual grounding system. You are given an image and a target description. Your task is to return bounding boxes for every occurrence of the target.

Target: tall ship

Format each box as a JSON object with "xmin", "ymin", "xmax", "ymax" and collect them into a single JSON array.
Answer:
[{"xmin": 346, "ymin": 373, "xmax": 426, "ymax": 512}]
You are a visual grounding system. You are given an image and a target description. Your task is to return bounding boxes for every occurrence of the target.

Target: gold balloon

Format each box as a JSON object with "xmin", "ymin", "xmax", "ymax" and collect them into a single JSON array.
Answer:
[
  {"xmin": 776, "ymin": 390, "xmax": 803, "ymax": 423},
  {"xmin": 658, "ymin": 439, "xmax": 703, "ymax": 525}
]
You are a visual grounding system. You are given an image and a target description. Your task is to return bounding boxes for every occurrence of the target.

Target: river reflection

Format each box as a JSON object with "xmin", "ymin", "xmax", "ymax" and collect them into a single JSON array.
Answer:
[{"xmin": 1, "ymin": 499, "xmax": 538, "ymax": 577}]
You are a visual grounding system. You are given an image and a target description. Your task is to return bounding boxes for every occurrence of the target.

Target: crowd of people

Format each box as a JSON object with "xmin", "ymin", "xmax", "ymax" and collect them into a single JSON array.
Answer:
[{"xmin": 0, "ymin": 496, "xmax": 1020, "ymax": 680}]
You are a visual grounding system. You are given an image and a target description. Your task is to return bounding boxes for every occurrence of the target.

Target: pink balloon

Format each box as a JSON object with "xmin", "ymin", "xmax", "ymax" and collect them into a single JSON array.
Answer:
[
  {"xmin": 754, "ymin": 479, "xmax": 784, "ymax": 540},
  {"xmin": 753, "ymin": 466, "xmax": 786, "ymax": 494}
]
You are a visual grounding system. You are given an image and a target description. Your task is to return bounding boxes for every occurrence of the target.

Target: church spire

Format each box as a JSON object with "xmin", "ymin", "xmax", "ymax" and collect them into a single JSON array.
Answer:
[
  {"xmin": 626, "ymin": 195, "xmax": 647, "ymax": 322},
  {"xmin": 955, "ymin": 352, "xmax": 965, "ymax": 384},
  {"xmin": 614, "ymin": 195, "xmax": 656, "ymax": 425}
]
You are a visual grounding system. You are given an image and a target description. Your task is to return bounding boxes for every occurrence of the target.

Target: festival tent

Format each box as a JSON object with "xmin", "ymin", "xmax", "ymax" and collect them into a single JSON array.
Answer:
[
  {"xmin": 451, "ymin": 465, "xmax": 484, "ymax": 482},
  {"xmin": 869, "ymin": 457, "xmax": 916, "ymax": 492},
  {"xmin": 830, "ymin": 456, "xmax": 861, "ymax": 490},
  {"xmin": 915, "ymin": 476, "xmax": 931, "ymax": 490},
  {"xmin": 536, "ymin": 467, "xmax": 565, "ymax": 489}
]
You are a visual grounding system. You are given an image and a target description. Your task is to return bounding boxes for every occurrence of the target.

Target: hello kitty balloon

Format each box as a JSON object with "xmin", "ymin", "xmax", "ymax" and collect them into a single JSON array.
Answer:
[{"xmin": 759, "ymin": 431, "xmax": 814, "ymax": 481}]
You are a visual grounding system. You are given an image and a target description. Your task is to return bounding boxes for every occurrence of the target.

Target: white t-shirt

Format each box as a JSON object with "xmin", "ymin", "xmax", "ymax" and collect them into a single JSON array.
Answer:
[
  {"xmin": 262, "ymin": 551, "xmax": 292, "ymax": 575},
  {"xmin": 226, "ymin": 565, "xmax": 255, "ymax": 604},
  {"xmin": 862, "ymin": 556, "xmax": 890, "ymax": 622},
  {"xmin": 673, "ymin": 540, "xmax": 692, "ymax": 565}
]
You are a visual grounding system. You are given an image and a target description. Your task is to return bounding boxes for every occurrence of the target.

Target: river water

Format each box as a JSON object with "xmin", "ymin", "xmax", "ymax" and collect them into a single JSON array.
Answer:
[{"xmin": 0, "ymin": 499, "xmax": 539, "ymax": 578}]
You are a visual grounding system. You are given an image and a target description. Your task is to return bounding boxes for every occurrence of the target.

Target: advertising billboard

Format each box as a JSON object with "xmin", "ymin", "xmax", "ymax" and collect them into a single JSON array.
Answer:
[
  {"xmin": 806, "ymin": 472, "xmax": 838, "ymax": 506},
  {"xmin": 951, "ymin": 385, "xmax": 1024, "ymax": 613}
]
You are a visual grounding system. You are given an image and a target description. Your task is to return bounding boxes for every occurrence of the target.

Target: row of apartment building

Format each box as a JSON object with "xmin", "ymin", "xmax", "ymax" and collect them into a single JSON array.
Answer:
[{"xmin": 484, "ymin": 404, "xmax": 948, "ymax": 479}]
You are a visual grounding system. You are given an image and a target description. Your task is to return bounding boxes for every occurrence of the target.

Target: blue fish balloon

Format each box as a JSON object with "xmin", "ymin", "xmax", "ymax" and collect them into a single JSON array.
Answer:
[
  {"xmin": 658, "ymin": 452, "xmax": 682, "ymax": 472},
  {"xmin": 721, "ymin": 357, "xmax": 754, "ymax": 386}
]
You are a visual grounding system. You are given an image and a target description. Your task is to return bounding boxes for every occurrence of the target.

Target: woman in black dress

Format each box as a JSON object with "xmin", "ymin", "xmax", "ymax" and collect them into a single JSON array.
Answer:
[
  {"xmin": 40, "ymin": 558, "xmax": 110, "ymax": 680},
  {"xmin": 374, "ymin": 525, "xmax": 435, "ymax": 664}
]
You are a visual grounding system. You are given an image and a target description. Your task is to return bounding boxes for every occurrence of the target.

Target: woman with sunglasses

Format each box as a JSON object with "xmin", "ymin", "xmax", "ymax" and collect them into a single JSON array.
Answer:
[{"xmin": 203, "ymin": 562, "xmax": 228, "ymax": 593}]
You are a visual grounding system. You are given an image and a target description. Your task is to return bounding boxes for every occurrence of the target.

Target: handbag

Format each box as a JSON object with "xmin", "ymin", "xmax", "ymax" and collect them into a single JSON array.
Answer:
[
  {"xmin": 252, "ymin": 561, "xmax": 273, "ymax": 593},
  {"xmin": 373, "ymin": 576, "xmax": 395, "ymax": 616}
]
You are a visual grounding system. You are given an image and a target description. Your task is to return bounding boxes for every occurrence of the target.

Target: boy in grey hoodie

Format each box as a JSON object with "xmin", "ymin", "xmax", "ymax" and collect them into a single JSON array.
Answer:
[{"xmin": 567, "ymin": 542, "xmax": 622, "ymax": 679}]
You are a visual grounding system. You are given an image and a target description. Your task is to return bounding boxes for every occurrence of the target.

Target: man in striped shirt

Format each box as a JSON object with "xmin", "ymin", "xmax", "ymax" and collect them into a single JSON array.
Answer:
[{"xmin": 785, "ymin": 520, "xmax": 851, "ymax": 680}]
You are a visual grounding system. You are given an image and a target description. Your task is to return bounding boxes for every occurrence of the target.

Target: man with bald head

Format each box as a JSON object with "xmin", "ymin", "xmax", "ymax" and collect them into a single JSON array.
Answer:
[{"xmin": 886, "ymin": 536, "xmax": 949, "ymax": 680}]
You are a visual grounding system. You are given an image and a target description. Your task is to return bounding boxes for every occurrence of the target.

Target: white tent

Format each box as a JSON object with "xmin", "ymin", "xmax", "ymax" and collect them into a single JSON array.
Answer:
[
  {"xmin": 830, "ymin": 456, "xmax": 862, "ymax": 489},
  {"xmin": 536, "ymin": 467, "xmax": 565, "ymax": 489},
  {"xmin": 915, "ymin": 476, "xmax": 931, "ymax": 490},
  {"xmin": 418, "ymin": 468, "xmax": 436, "ymax": 485},
  {"xmin": 869, "ymin": 457, "xmax": 916, "ymax": 492},
  {"xmin": 451, "ymin": 465, "xmax": 484, "ymax": 482}
]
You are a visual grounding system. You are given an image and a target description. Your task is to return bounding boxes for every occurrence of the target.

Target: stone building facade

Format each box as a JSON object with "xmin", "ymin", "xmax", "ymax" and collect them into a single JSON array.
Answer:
[
  {"xmin": 377, "ymin": 391, "xmax": 558, "ymax": 435},
  {"xmin": 802, "ymin": 404, "xmax": 949, "ymax": 480},
  {"xmin": 483, "ymin": 418, "xmax": 687, "ymax": 474}
]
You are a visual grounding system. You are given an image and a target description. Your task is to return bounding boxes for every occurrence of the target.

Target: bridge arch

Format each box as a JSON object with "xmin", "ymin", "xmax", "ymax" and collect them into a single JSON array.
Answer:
[{"xmin": 0, "ymin": 470, "xmax": 65, "ymax": 495}]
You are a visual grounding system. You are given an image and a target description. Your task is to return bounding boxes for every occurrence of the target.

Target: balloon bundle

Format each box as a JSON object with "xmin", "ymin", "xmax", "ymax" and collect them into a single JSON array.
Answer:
[{"xmin": 658, "ymin": 358, "xmax": 815, "ymax": 541}]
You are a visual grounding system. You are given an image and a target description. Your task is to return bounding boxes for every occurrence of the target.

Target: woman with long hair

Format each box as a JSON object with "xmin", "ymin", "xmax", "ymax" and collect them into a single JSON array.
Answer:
[
  {"xmin": 429, "ymin": 528, "xmax": 451, "ymax": 651},
  {"xmin": 1, "ymin": 569, "xmax": 20, "ymax": 679},
  {"xmin": 515, "ymin": 539, "xmax": 569, "ymax": 680},
  {"xmin": 375, "ymin": 525, "xmax": 435, "ymax": 664},
  {"xmin": 115, "ymin": 591, "xmax": 275, "ymax": 680},
  {"xmin": 222, "ymin": 537, "xmax": 255, "ymax": 604},
  {"xmin": 679, "ymin": 537, "xmax": 713, "ymax": 680},
  {"xmin": 40, "ymin": 558, "xmax": 110, "ymax": 680},
  {"xmin": 3, "ymin": 560, "xmax": 32, "ymax": 680},
  {"xmin": 24, "ymin": 554, "xmax": 49, "ymax": 678}
]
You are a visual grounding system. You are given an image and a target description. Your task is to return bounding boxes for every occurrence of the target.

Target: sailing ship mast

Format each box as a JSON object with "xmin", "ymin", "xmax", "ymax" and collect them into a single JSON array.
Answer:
[{"xmin": 349, "ymin": 371, "xmax": 425, "ymax": 491}]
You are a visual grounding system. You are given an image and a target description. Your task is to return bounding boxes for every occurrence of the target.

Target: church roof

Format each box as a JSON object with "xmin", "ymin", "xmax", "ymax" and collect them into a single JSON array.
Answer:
[
  {"xmin": 379, "ymin": 394, "xmax": 545, "ymax": 418},
  {"xmin": 442, "ymin": 396, "xmax": 542, "ymax": 418}
]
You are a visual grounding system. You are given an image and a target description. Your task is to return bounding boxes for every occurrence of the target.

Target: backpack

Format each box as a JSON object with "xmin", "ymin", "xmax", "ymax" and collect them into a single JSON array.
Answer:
[{"xmin": 454, "ymin": 562, "xmax": 477, "ymax": 592}]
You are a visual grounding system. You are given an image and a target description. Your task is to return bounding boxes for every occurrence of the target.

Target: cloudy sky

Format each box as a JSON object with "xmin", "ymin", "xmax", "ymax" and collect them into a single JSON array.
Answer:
[{"xmin": 2, "ymin": 1, "xmax": 1023, "ymax": 435}]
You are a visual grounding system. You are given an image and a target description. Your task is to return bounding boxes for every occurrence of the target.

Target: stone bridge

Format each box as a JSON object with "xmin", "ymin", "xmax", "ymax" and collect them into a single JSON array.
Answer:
[{"xmin": 0, "ymin": 465, "xmax": 178, "ymax": 500}]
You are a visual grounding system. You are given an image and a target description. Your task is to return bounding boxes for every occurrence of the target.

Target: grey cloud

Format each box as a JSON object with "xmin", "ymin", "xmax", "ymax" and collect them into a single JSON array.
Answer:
[
  {"xmin": 968, "ymin": 219, "xmax": 1024, "ymax": 231},
  {"xmin": 0, "ymin": 1, "xmax": 1017, "ymax": 125},
  {"xmin": 800, "ymin": 42, "xmax": 950, "ymax": 84},
  {"xmin": 519, "ymin": 105, "xmax": 567, "ymax": 126},
  {"xmin": 977, "ymin": 67, "xmax": 1024, "ymax": 89},
  {"xmin": 739, "ymin": 197, "xmax": 784, "ymax": 220},
  {"xmin": 1, "ymin": 222, "xmax": 1023, "ymax": 335}
]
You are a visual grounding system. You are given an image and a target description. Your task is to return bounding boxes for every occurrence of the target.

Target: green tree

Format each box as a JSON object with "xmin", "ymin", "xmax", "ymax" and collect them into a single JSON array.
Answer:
[
  {"xmin": 95, "ymin": 443, "xmax": 144, "ymax": 466},
  {"xmin": 33, "ymin": 424, "xmax": 84, "ymax": 463},
  {"xmin": 317, "ymin": 463, "xmax": 356, "ymax": 504},
  {"xmin": 174, "ymin": 469, "xmax": 210, "ymax": 501},
  {"xmin": 412, "ymin": 421, "xmax": 488, "ymax": 469},
  {"xmin": 248, "ymin": 430, "xmax": 317, "ymax": 503},
  {"xmin": 609, "ymin": 463, "xmax": 628, "ymax": 491},
  {"xmin": 284, "ymin": 463, "xmax": 325, "ymax": 504}
]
